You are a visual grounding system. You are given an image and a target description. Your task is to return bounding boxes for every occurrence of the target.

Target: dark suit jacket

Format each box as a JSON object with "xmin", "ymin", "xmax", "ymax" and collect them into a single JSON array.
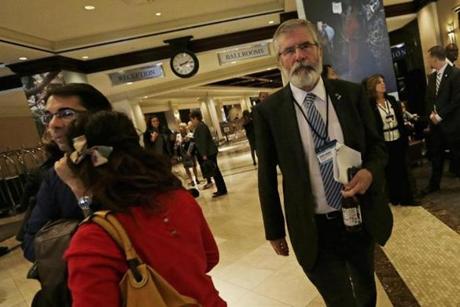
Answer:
[
  {"xmin": 370, "ymin": 95, "xmax": 408, "ymax": 147},
  {"xmin": 253, "ymin": 79, "xmax": 392, "ymax": 271},
  {"xmin": 426, "ymin": 64, "xmax": 460, "ymax": 141},
  {"xmin": 193, "ymin": 121, "xmax": 218, "ymax": 157}
]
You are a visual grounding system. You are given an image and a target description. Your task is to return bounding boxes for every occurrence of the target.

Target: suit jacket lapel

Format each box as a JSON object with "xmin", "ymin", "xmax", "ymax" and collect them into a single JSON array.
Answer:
[
  {"xmin": 279, "ymin": 85, "xmax": 310, "ymax": 173},
  {"xmin": 323, "ymin": 79, "xmax": 353, "ymax": 147},
  {"xmin": 438, "ymin": 65, "xmax": 452, "ymax": 97}
]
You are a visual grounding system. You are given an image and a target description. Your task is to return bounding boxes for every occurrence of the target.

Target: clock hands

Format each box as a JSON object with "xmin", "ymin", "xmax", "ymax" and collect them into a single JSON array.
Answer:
[{"xmin": 178, "ymin": 60, "xmax": 194, "ymax": 67}]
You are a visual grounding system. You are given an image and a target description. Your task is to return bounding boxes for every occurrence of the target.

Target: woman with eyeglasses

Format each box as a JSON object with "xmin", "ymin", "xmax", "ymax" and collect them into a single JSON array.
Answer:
[
  {"xmin": 55, "ymin": 111, "xmax": 226, "ymax": 307},
  {"xmin": 366, "ymin": 74, "xmax": 418, "ymax": 206}
]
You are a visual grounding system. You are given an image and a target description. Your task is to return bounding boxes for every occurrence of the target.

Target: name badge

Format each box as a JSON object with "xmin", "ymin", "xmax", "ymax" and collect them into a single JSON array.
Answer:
[{"xmin": 316, "ymin": 140, "xmax": 336, "ymax": 164}]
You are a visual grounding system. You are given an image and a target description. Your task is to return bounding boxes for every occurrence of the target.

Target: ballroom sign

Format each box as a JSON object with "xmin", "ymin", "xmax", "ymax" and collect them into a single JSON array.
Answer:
[
  {"xmin": 218, "ymin": 43, "xmax": 270, "ymax": 65},
  {"xmin": 109, "ymin": 64, "xmax": 164, "ymax": 86}
]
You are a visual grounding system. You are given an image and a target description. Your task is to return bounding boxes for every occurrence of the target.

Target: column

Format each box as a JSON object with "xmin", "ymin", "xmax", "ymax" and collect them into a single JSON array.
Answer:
[
  {"xmin": 205, "ymin": 96, "xmax": 224, "ymax": 140},
  {"xmin": 164, "ymin": 101, "xmax": 179, "ymax": 132},
  {"xmin": 418, "ymin": 2, "xmax": 442, "ymax": 74}
]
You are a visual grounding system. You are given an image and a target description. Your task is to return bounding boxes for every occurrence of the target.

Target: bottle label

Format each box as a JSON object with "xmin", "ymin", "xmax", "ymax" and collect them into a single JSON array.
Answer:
[{"xmin": 342, "ymin": 206, "xmax": 362, "ymax": 227}]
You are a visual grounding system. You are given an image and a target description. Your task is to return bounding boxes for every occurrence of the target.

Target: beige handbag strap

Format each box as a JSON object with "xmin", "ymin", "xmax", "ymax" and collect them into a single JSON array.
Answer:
[
  {"xmin": 88, "ymin": 211, "xmax": 147, "ymax": 282},
  {"xmin": 92, "ymin": 211, "xmax": 141, "ymax": 263}
]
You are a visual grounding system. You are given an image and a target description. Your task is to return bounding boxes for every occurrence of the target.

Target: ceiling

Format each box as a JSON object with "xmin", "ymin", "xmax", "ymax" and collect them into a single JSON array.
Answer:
[{"xmin": 0, "ymin": 0, "xmax": 416, "ymax": 117}]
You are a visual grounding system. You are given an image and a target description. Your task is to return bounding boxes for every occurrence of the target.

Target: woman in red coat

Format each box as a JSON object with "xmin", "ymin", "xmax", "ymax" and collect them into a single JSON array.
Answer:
[{"xmin": 55, "ymin": 111, "xmax": 226, "ymax": 307}]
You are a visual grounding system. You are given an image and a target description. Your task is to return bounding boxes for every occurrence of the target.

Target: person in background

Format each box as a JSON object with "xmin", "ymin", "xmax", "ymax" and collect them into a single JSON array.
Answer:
[
  {"xmin": 423, "ymin": 46, "xmax": 460, "ymax": 195},
  {"xmin": 54, "ymin": 111, "xmax": 226, "ymax": 307},
  {"xmin": 178, "ymin": 123, "xmax": 200, "ymax": 186},
  {"xmin": 143, "ymin": 115, "xmax": 172, "ymax": 158},
  {"xmin": 258, "ymin": 92, "xmax": 270, "ymax": 104},
  {"xmin": 322, "ymin": 64, "xmax": 339, "ymax": 80},
  {"xmin": 22, "ymin": 83, "xmax": 112, "ymax": 262},
  {"xmin": 445, "ymin": 43, "xmax": 458, "ymax": 66},
  {"xmin": 242, "ymin": 110, "xmax": 257, "ymax": 165},
  {"xmin": 366, "ymin": 74, "xmax": 418, "ymax": 206},
  {"xmin": 190, "ymin": 109, "xmax": 227, "ymax": 198}
]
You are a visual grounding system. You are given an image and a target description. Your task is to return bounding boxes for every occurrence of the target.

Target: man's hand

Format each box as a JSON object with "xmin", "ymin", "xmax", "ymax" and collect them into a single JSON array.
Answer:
[
  {"xmin": 342, "ymin": 169, "xmax": 373, "ymax": 198},
  {"xmin": 203, "ymin": 155, "xmax": 208, "ymax": 160},
  {"xmin": 430, "ymin": 111, "xmax": 440, "ymax": 125},
  {"xmin": 270, "ymin": 238, "xmax": 289, "ymax": 256},
  {"xmin": 150, "ymin": 131, "xmax": 159, "ymax": 142},
  {"xmin": 54, "ymin": 156, "xmax": 86, "ymax": 198}
]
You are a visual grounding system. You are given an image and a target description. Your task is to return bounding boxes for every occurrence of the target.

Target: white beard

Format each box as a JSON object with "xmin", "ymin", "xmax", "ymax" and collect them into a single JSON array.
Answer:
[{"xmin": 282, "ymin": 58, "xmax": 323, "ymax": 90}]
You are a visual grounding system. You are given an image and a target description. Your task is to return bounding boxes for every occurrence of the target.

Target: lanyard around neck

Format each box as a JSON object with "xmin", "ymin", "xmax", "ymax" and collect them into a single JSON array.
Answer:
[
  {"xmin": 293, "ymin": 89, "xmax": 330, "ymax": 142},
  {"xmin": 377, "ymin": 99, "xmax": 391, "ymax": 115}
]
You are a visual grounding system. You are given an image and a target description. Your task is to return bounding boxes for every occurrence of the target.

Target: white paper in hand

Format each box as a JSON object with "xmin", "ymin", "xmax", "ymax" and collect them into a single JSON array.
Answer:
[{"xmin": 333, "ymin": 143, "xmax": 362, "ymax": 184}]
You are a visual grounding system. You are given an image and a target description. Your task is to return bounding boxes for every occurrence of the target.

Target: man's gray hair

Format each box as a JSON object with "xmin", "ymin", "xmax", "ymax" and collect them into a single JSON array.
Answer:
[{"xmin": 273, "ymin": 19, "xmax": 320, "ymax": 60}]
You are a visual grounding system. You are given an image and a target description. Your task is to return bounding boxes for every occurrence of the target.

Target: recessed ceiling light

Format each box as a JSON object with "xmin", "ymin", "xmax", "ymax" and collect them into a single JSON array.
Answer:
[
  {"xmin": 82, "ymin": 56, "xmax": 89, "ymax": 59},
  {"xmin": 268, "ymin": 20, "xmax": 275, "ymax": 24},
  {"xmin": 127, "ymin": 82, "xmax": 133, "ymax": 85},
  {"xmin": 143, "ymin": 96, "xmax": 148, "ymax": 99},
  {"xmin": 18, "ymin": 57, "xmax": 28, "ymax": 61},
  {"xmin": 155, "ymin": 12, "xmax": 162, "ymax": 16},
  {"xmin": 84, "ymin": 5, "xmax": 96, "ymax": 11}
]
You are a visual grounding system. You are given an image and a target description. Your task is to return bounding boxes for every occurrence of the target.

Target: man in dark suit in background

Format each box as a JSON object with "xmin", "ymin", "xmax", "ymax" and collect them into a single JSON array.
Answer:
[
  {"xmin": 254, "ymin": 19, "xmax": 392, "ymax": 306},
  {"xmin": 190, "ymin": 109, "xmax": 227, "ymax": 197},
  {"xmin": 423, "ymin": 46, "xmax": 460, "ymax": 194}
]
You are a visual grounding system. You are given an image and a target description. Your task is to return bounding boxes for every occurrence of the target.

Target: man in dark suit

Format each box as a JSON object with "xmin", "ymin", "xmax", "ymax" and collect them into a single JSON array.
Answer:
[
  {"xmin": 254, "ymin": 19, "xmax": 392, "ymax": 306},
  {"xmin": 190, "ymin": 109, "xmax": 228, "ymax": 197},
  {"xmin": 423, "ymin": 46, "xmax": 460, "ymax": 194}
]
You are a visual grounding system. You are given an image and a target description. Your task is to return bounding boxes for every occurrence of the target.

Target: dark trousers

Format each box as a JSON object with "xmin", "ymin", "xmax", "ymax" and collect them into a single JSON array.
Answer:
[
  {"xmin": 385, "ymin": 139, "xmax": 414, "ymax": 205},
  {"xmin": 305, "ymin": 215, "xmax": 376, "ymax": 307},
  {"xmin": 196, "ymin": 154, "xmax": 212, "ymax": 184},
  {"xmin": 248, "ymin": 138, "xmax": 257, "ymax": 165},
  {"xmin": 428, "ymin": 125, "xmax": 460, "ymax": 188},
  {"xmin": 198, "ymin": 154, "xmax": 227, "ymax": 193}
]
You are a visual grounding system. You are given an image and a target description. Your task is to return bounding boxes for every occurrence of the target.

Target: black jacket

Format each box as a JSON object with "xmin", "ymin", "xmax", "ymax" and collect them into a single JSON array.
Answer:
[
  {"xmin": 426, "ymin": 64, "xmax": 460, "ymax": 141},
  {"xmin": 193, "ymin": 122, "xmax": 218, "ymax": 157},
  {"xmin": 22, "ymin": 169, "xmax": 83, "ymax": 262}
]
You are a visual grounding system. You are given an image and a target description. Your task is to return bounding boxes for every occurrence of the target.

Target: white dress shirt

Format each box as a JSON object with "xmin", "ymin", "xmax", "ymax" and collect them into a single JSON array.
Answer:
[{"xmin": 290, "ymin": 78, "xmax": 344, "ymax": 214}]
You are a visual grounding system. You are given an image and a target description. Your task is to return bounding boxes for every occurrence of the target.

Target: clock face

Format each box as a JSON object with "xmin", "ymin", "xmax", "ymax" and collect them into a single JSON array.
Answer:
[{"xmin": 171, "ymin": 51, "xmax": 199, "ymax": 78}]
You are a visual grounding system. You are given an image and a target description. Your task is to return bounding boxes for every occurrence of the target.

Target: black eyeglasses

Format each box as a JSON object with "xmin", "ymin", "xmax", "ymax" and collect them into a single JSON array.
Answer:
[
  {"xmin": 40, "ymin": 108, "xmax": 85, "ymax": 125},
  {"xmin": 279, "ymin": 41, "xmax": 318, "ymax": 57}
]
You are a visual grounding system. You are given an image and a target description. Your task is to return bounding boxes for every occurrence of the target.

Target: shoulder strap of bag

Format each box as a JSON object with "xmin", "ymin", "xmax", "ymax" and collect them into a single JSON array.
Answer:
[{"xmin": 86, "ymin": 211, "xmax": 145, "ymax": 281}]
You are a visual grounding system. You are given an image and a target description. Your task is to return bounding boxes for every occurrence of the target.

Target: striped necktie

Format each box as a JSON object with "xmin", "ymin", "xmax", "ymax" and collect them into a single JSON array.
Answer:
[
  {"xmin": 436, "ymin": 72, "xmax": 442, "ymax": 95},
  {"xmin": 304, "ymin": 93, "xmax": 343, "ymax": 209}
]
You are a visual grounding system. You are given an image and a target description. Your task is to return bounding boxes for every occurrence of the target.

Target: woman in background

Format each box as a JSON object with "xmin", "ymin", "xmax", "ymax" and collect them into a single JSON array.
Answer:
[
  {"xmin": 366, "ymin": 74, "xmax": 418, "ymax": 206},
  {"xmin": 55, "ymin": 111, "xmax": 226, "ymax": 307},
  {"xmin": 178, "ymin": 123, "xmax": 200, "ymax": 186}
]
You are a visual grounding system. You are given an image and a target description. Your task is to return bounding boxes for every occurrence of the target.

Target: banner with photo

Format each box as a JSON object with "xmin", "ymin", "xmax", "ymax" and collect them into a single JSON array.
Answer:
[
  {"xmin": 301, "ymin": 0, "xmax": 397, "ymax": 91},
  {"xmin": 21, "ymin": 71, "xmax": 66, "ymax": 136}
]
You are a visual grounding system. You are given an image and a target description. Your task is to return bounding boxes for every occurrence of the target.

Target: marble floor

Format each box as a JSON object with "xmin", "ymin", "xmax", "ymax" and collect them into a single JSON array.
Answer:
[{"xmin": 0, "ymin": 140, "xmax": 459, "ymax": 306}]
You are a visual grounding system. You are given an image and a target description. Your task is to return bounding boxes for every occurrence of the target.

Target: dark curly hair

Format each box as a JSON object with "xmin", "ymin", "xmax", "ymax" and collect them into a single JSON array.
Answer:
[{"xmin": 65, "ymin": 111, "xmax": 182, "ymax": 212}]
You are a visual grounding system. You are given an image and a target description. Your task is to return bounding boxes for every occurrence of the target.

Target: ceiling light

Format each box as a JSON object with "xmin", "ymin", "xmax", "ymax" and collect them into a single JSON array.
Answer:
[
  {"xmin": 82, "ymin": 56, "xmax": 89, "ymax": 59},
  {"xmin": 143, "ymin": 96, "xmax": 148, "ymax": 99},
  {"xmin": 268, "ymin": 20, "xmax": 275, "ymax": 24},
  {"xmin": 155, "ymin": 12, "xmax": 162, "ymax": 16},
  {"xmin": 18, "ymin": 57, "xmax": 28, "ymax": 61},
  {"xmin": 127, "ymin": 82, "xmax": 133, "ymax": 85},
  {"xmin": 84, "ymin": 5, "xmax": 96, "ymax": 11}
]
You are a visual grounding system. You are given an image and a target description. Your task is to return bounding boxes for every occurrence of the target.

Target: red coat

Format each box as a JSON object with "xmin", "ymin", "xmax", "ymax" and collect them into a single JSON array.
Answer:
[{"xmin": 65, "ymin": 189, "xmax": 226, "ymax": 307}]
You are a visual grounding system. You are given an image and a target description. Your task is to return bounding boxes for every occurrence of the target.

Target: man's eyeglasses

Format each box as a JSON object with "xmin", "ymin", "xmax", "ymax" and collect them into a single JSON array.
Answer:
[
  {"xmin": 279, "ymin": 41, "xmax": 318, "ymax": 57},
  {"xmin": 40, "ymin": 108, "xmax": 85, "ymax": 125}
]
